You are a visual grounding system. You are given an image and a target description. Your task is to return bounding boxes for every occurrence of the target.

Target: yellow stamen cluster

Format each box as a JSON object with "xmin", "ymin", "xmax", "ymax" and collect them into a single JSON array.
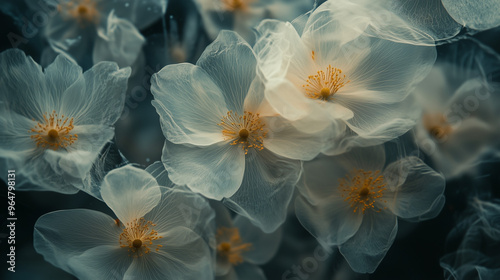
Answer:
[
  {"xmin": 422, "ymin": 113, "xmax": 453, "ymax": 141},
  {"xmin": 221, "ymin": 0, "xmax": 252, "ymax": 11},
  {"xmin": 119, "ymin": 217, "xmax": 163, "ymax": 257},
  {"xmin": 218, "ymin": 111, "xmax": 267, "ymax": 154},
  {"xmin": 58, "ymin": 0, "xmax": 100, "ymax": 26},
  {"xmin": 30, "ymin": 111, "xmax": 78, "ymax": 150},
  {"xmin": 303, "ymin": 65, "xmax": 349, "ymax": 101},
  {"xmin": 339, "ymin": 169, "xmax": 387, "ymax": 214},
  {"xmin": 216, "ymin": 227, "xmax": 252, "ymax": 265}
]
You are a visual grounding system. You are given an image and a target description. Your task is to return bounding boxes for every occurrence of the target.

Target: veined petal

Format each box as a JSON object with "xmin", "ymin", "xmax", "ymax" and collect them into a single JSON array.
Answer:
[
  {"xmin": 44, "ymin": 55, "xmax": 83, "ymax": 103},
  {"xmin": 151, "ymin": 63, "xmax": 228, "ymax": 146},
  {"xmin": 197, "ymin": 30, "xmax": 257, "ymax": 113},
  {"xmin": 0, "ymin": 49, "xmax": 48, "ymax": 119},
  {"xmin": 60, "ymin": 61, "xmax": 131, "ymax": 126},
  {"xmin": 0, "ymin": 111, "xmax": 36, "ymax": 161},
  {"xmin": 67, "ymin": 245, "xmax": 131, "ymax": 280},
  {"xmin": 295, "ymin": 195, "xmax": 363, "ymax": 246},
  {"xmin": 123, "ymin": 227, "xmax": 214, "ymax": 280},
  {"xmin": 100, "ymin": 165, "xmax": 161, "ymax": 224},
  {"xmin": 223, "ymin": 149, "xmax": 300, "ymax": 233},
  {"xmin": 34, "ymin": 209, "xmax": 123, "ymax": 274},
  {"xmin": 339, "ymin": 210, "xmax": 398, "ymax": 273},
  {"xmin": 442, "ymin": 0, "xmax": 500, "ymax": 31},
  {"xmin": 233, "ymin": 215, "xmax": 282, "ymax": 265},
  {"xmin": 162, "ymin": 140, "xmax": 245, "ymax": 200},
  {"xmin": 93, "ymin": 13, "xmax": 145, "ymax": 68},
  {"xmin": 383, "ymin": 157, "xmax": 445, "ymax": 219}
]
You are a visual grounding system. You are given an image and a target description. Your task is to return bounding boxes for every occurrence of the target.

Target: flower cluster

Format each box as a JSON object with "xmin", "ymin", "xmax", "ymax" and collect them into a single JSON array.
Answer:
[{"xmin": 1, "ymin": 0, "xmax": 500, "ymax": 279}]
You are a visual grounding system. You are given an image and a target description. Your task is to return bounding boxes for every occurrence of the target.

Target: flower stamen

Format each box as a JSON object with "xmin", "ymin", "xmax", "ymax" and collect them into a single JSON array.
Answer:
[
  {"xmin": 422, "ymin": 113, "xmax": 453, "ymax": 141},
  {"xmin": 221, "ymin": 0, "xmax": 253, "ymax": 11},
  {"xmin": 339, "ymin": 169, "xmax": 387, "ymax": 214},
  {"xmin": 218, "ymin": 111, "xmax": 267, "ymax": 154},
  {"xmin": 303, "ymin": 65, "xmax": 349, "ymax": 101},
  {"xmin": 30, "ymin": 110, "xmax": 78, "ymax": 150},
  {"xmin": 216, "ymin": 227, "xmax": 252, "ymax": 265},
  {"xmin": 58, "ymin": 0, "xmax": 100, "ymax": 26},
  {"xmin": 119, "ymin": 217, "xmax": 163, "ymax": 257}
]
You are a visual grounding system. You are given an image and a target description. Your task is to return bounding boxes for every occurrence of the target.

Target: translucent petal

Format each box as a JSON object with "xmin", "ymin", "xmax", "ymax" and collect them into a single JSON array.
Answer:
[
  {"xmin": 67, "ymin": 245, "xmax": 131, "ymax": 280},
  {"xmin": 223, "ymin": 149, "xmax": 300, "ymax": 233},
  {"xmin": 61, "ymin": 61, "xmax": 131, "ymax": 126},
  {"xmin": 34, "ymin": 209, "xmax": 122, "ymax": 273},
  {"xmin": 151, "ymin": 63, "xmax": 228, "ymax": 146},
  {"xmin": 295, "ymin": 195, "xmax": 363, "ymax": 246},
  {"xmin": 0, "ymin": 49, "xmax": 48, "ymax": 119},
  {"xmin": 100, "ymin": 165, "xmax": 161, "ymax": 223},
  {"xmin": 99, "ymin": 0, "xmax": 167, "ymax": 30},
  {"xmin": 44, "ymin": 55, "xmax": 83, "ymax": 103},
  {"xmin": 234, "ymin": 215, "xmax": 282, "ymax": 264},
  {"xmin": 162, "ymin": 140, "xmax": 245, "ymax": 200},
  {"xmin": 442, "ymin": 0, "xmax": 500, "ymax": 31},
  {"xmin": 123, "ymin": 227, "xmax": 214, "ymax": 280},
  {"xmin": 339, "ymin": 210, "xmax": 398, "ymax": 273},
  {"xmin": 197, "ymin": 30, "xmax": 257, "ymax": 113},
  {"xmin": 93, "ymin": 12, "xmax": 145, "ymax": 68},
  {"xmin": 383, "ymin": 157, "xmax": 445, "ymax": 219}
]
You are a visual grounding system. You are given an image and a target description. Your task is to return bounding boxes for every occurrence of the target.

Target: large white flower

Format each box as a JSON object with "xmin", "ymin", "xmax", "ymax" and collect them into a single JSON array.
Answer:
[
  {"xmin": 151, "ymin": 30, "xmax": 321, "ymax": 232},
  {"xmin": 254, "ymin": 0, "xmax": 437, "ymax": 155},
  {"xmin": 28, "ymin": 0, "xmax": 167, "ymax": 68},
  {"xmin": 34, "ymin": 165, "xmax": 215, "ymax": 280},
  {"xmin": 295, "ymin": 144, "xmax": 445, "ymax": 273},
  {"xmin": 0, "ymin": 49, "xmax": 130, "ymax": 194},
  {"xmin": 194, "ymin": 0, "xmax": 314, "ymax": 43},
  {"xmin": 212, "ymin": 202, "xmax": 281, "ymax": 280},
  {"xmin": 413, "ymin": 39, "xmax": 500, "ymax": 179}
]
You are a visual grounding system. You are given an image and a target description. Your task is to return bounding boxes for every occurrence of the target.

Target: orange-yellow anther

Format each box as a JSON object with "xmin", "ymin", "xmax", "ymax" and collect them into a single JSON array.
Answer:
[
  {"xmin": 218, "ymin": 111, "xmax": 267, "ymax": 155},
  {"xmin": 216, "ymin": 227, "xmax": 252, "ymax": 265},
  {"xmin": 119, "ymin": 217, "xmax": 163, "ymax": 257},
  {"xmin": 58, "ymin": 0, "xmax": 100, "ymax": 26},
  {"xmin": 221, "ymin": 0, "xmax": 253, "ymax": 11},
  {"xmin": 30, "ymin": 110, "xmax": 78, "ymax": 150},
  {"xmin": 303, "ymin": 65, "xmax": 349, "ymax": 101},
  {"xmin": 422, "ymin": 113, "xmax": 453, "ymax": 141},
  {"xmin": 339, "ymin": 169, "xmax": 387, "ymax": 214}
]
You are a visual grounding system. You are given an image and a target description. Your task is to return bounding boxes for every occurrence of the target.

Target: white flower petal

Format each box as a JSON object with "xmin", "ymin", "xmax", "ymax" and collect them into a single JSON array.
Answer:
[
  {"xmin": 295, "ymin": 195, "xmax": 363, "ymax": 246},
  {"xmin": 223, "ymin": 149, "xmax": 300, "ymax": 233},
  {"xmin": 44, "ymin": 55, "xmax": 83, "ymax": 102},
  {"xmin": 0, "ymin": 111, "xmax": 36, "ymax": 162},
  {"xmin": 442, "ymin": 0, "xmax": 500, "ymax": 31},
  {"xmin": 383, "ymin": 157, "xmax": 445, "ymax": 219},
  {"xmin": 61, "ymin": 61, "xmax": 131, "ymax": 126},
  {"xmin": 233, "ymin": 215, "xmax": 282, "ymax": 265},
  {"xmin": 197, "ymin": 30, "xmax": 257, "ymax": 113},
  {"xmin": 99, "ymin": 0, "xmax": 167, "ymax": 30},
  {"xmin": 124, "ymin": 227, "xmax": 214, "ymax": 280},
  {"xmin": 162, "ymin": 140, "xmax": 245, "ymax": 200},
  {"xmin": 93, "ymin": 13, "xmax": 145, "ymax": 68},
  {"xmin": 151, "ymin": 63, "xmax": 228, "ymax": 146},
  {"xmin": 100, "ymin": 165, "xmax": 161, "ymax": 223},
  {"xmin": 339, "ymin": 210, "xmax": 398, "ymax": 273},
  {"xmin": 34, "ymin": 209, "xmax": 123, "ymax": 274},
  {"xmin": 67, "ymin": 245, "xmax": 131, "ymax": 280},
  {"xmin": 0, "ymin": 49, "xmax": 47, "ymax": 119}
]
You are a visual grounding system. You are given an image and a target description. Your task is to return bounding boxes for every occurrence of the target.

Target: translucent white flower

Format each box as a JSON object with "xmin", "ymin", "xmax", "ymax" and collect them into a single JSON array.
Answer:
[
  {"xmin": 151, "ymin": 30, "xmax": 317, "ymax": 232},
  {"xmin": 413, "ymin": 39, "xmax": 500, "ymax": 179},
  {"xmin": 34, "ymin": 165, "xmax": 215, "ymax": 280},
  {"xmin": 30, "ymin": 0, "xmax": 167, "ymax": 68},
  {"xmin": 254, "ymin": 0, "xmax": 436, "ymax": 155},
  {"xmin": 193, "ymin": 0, "xmax": 314, "ymax": 43},
  {"xmin": 0, "ymin": 49, "xmax": 130, "ymax": 194},
  {"xmin": 212, "ymin": 203, "xmax": 281, "ymax": 280},
  {"xmin": 295, "ymin": 144, "xmax": 445, "ymax": 273}
]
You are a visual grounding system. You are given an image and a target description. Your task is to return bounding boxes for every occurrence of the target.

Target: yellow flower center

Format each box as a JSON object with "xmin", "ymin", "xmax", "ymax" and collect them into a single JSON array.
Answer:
[
  {"xmin": 339, "ymin": 169, "xmax": 387, "ymax": 214},
  {"xmin": 119, "ymin": 217, "xmax": 163, "ymax": 257},
  {"xmin": 218, "ymin": 111, "xmax": 267, "ymax": 154},
  {"xmin": 303, "ymin": 65, "xmax": 349, "ymax": 101},
  {"xmin": 58, "ymin": 0, "xmax": 100, "ymax": 26},
  {"xmin": 221, "ymin": 0, "xmax": 253, "ymax": 11},
  {"xmin": 30, "ymin": 111, "xmax": 78, "ymax": 150},
  {"xmin": 422, "ymin": 113, "xmax": 453, "ymax": 141},
  {"xmin": 216, "ymin": 227, "xmax": 252, "ymax": 265}
]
